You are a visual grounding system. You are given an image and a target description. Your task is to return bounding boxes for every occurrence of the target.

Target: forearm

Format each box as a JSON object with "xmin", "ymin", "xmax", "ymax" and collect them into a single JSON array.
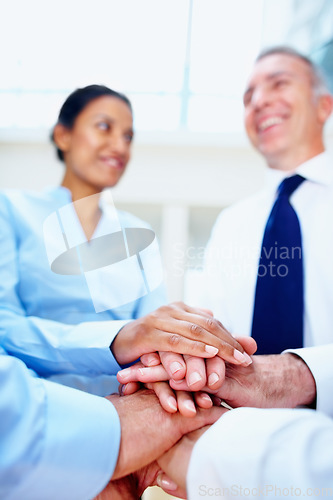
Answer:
[
  {"xmin": 0, "ymin": 309, "xmax": 125, "ymax": 377},
  {"xmin": 0, "ymin": 351, "xmax": 118, "ymax": 500}
]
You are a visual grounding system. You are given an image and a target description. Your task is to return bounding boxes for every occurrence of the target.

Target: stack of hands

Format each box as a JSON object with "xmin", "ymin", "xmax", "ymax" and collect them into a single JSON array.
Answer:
[{"xmin": 92, "ymin": 302, "xmax": 314, "ymax": 499}]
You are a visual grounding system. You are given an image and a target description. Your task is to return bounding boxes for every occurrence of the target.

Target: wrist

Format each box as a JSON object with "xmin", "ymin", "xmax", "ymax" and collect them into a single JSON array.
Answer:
[{"xmin": 283, "ymin": 353, "xmax": 316, "ymax": 407}]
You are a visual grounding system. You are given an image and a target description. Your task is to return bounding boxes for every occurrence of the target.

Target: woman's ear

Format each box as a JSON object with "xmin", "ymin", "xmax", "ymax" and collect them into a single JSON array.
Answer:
[{"xmin": 53, "ymin": 124, "xmax": 71, "ymax": 154}]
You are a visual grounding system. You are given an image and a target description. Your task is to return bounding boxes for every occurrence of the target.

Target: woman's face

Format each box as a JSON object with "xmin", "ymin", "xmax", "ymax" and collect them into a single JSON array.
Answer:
[{"xmin": 58, "ymin": 95, "xmax": 134, "ymax": 192}]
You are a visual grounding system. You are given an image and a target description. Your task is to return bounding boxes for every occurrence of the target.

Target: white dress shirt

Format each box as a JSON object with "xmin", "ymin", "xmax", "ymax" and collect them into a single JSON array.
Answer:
[
  {"xmin": 199, "ymin": 152, "xmax": 333, "ymax": 415},
  {"xmin": 188, "ymin": 407, "xmax": 333, "ymax": 500},
  {"xmin": 187, "ymin": 408, "xmax": 333, "ymax": 500}
]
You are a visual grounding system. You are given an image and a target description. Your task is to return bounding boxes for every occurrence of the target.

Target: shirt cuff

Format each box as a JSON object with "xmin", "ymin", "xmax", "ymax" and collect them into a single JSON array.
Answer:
[
  {"xmin": 12, "ymin": 379, "xmax": 121, "ymax": 500},
  {"xmin": 284, "ymin": 345, "xmax": 333, "ymax": 418},
  {"xmin": 73, "ymin": 319, "xmax": 131, "ymax": 375}
]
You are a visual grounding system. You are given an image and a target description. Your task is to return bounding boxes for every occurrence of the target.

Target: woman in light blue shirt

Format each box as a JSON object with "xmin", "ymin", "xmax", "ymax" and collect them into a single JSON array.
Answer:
[
  {"xmin": 0, "ymin": 85, "xmax": 248, "ymax": 397},
  {"xmin": 0, "ymin": 85, "xmax": 168, "ymax": 395}
]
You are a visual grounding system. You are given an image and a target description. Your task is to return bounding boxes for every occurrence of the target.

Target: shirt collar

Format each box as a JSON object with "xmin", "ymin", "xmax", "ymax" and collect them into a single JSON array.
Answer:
[{"xmin": 265, "ymin": 151, "xmax": 333, "ymax": 193}]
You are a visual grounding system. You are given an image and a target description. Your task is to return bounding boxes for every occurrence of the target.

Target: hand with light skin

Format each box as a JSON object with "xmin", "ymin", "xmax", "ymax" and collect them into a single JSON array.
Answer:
[
  {"xmin": 111, "ymin": 302, "xmax": 253, "ymax": 368},
  {"xmin": 119, "ymin": 352, "xmax": 316, "ymax": 413},
  {"xmin": 156, "ymin": 426, "xmax": 212, "ymax": 497},
  {"xmin": 106, "ymin": 389, "xmax": 226, "ymax": 480},
  {"xmin": 93, "ymin": 462, "xmax": 161, "ymax": 500},
  {"xmin": 117, "ymin": 336, "xmax": 256, "ymax": 414},
  {"xmin": 91, "ymin": 390, "xmax": 226, "ymax": 499}
]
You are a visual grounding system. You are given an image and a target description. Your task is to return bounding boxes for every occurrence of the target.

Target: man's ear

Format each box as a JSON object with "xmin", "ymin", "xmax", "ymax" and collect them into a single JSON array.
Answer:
[
  {"xmin": 53, "ymin": 124, "xmax": 71, "ymax": 154},
  {"xmin": 318, "ymin": 94, "xmax": 333, "ymax": 124}
]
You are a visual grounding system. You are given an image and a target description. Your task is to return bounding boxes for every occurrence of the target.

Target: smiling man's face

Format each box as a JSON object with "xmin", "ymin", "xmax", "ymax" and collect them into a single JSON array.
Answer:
[{"xmin": 243, "ymin": 53, "xmax": 327, "ymax": 170}]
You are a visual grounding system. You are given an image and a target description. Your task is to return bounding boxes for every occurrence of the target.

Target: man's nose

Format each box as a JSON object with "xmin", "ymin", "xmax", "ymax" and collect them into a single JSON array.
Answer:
[{"xmin": 251, "ymin": 86, "xmax": 271, "ymax": 109}]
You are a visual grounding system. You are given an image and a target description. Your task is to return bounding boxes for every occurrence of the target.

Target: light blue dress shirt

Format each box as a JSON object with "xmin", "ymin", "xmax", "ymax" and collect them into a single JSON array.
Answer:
[
  {"xmin": 0, "ymin": 346, "xmax": 119, "ymax": 500},
  {"xmin": 0, "ymin": 187, "xmax": 166, "ymax": 395}
]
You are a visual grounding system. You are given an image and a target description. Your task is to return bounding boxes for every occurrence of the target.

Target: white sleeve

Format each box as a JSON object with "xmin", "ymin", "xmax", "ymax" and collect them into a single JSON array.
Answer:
[
  {"xmin": 285, "ymin": 344, "xmax": 333, "ymax": 417},
  {"xmin": 187, "ymin": 407, "xmax": 333, "ymax": 499}
]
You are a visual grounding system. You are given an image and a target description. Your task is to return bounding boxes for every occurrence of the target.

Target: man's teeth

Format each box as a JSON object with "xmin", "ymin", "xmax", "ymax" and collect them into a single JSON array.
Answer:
[{"xmin": 259, "ymin": 117, "xmax": 283, "ymax": 131}]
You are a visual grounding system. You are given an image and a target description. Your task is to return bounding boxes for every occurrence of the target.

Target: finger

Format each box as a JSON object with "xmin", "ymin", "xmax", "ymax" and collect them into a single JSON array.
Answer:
[
  {"xmin": 194, "ymin": 391, "xmax": 213, "ymax": 409},
  {"xmin": 169, "ymin": 378, "xmax": 192, "ymax": 392},
  {"xmin": 176, "ymin": 390, "xmax": 197, "ymax": 417},
  {"xmin": 160, "ymin": 351, "xmax": 186, "ymax": 380},
  {"xmin": 119, "ymin": 381, "xmax": 141, "ymax": 396},
  {"xmin": 205, "ymin": 356, "xmax": 226, "ymax": 390},
  {"xmin": 154, "ymin": 309, "xmax": 252, "ymax": 365},
  {"xmin": 117, "ymin": 363, "xmax": 169, "ymax": 384},
  {"xmin": 141, "ymin": 352, "xmax": 161, "ymax": 366},
  {"xmin": 235, "ymin": 336, "xmax": 257, "ymax": 355},
  {"xmin": 156, "ymin": 473, "xmax": 187, "ymax": 499},
  {"xmin": 183, "ymin": 355, "xmax": 207, "ymax": 390},
  {"xmin": 140, "ymin": 326, "xmax": 221, "ymax": 359},
  {"xmin": 192, "ymin": 306, "xmax": 214, "ymax": 317},
  {"xmin": 145, "ymin": 381, "xmax": 178, "ymax": 413}
]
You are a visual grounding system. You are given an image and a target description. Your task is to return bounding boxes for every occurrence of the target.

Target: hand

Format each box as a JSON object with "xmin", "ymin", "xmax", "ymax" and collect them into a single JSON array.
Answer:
[
  {"xmin": 117, "ymin": 336, "xmax": 256, "ymax": 413},
  {"xmin": 111, "ymin": 302, "xmax": 253, "ymax": 366},
  {"xmin": 118, "ymin": 336, "xmax": 256, "ymax": 390},
  {"xmin": 120, "ymin": 377, "xmax": 220, "ymax": 416},
  {"xmin": 93, "ymin": 462, "xmax": 162, "ymax": 500},
  {"xmin": 169, "ymin": 353, "xmax": 316, "ymax": 409},
  {"xmin": 214, "ymin": 353, "xmax": 316, "ymax": 408},
  {"xmin": 157, "ymin": 426, "xmax": 213, "ymax": 494},
  {"xmin": 107, "ymin": 388, "xmax": 226, "ymax": 479}
]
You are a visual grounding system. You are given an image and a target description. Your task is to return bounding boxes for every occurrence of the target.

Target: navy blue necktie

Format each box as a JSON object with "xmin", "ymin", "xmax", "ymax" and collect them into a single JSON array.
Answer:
[{"xmin": 251, "ymin": 175, "xmax": 306, "ymax": 354}]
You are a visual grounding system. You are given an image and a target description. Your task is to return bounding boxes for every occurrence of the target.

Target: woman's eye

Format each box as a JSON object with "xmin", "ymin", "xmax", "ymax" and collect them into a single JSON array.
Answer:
[
  {"xmin": 124, "ymin": 133, "xmax": 133, "ymax": 143},
  {"xmin": 97, "ymin": 122, "xmax": 110, "ymax": 131}
]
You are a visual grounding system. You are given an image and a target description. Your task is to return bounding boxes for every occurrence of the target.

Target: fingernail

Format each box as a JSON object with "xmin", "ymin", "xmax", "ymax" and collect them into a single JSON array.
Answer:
[
  {"xmin": 172, "ymin": 379, "xmax": 184, "ymax": 385},
  {"xmin": 120, "ymin": 384, "xmax": 126, "ymax": 396},
  {"xmin": 157, "ymin": 474, "xmax": 178, "ymax": 491},
  {"xmin": 118, "ymin": 368, "xmax": 131, "ymax": 381},
  {"xmin": 205, "ymin": 345, "xmax": 219, "ymax": 355},
  {"xmin": 233, "ymin": 350, "xmax": 248, "ymax": 363},
  {"xmin": 170, "ymin": 361, "xmax": 183, "ymax": 376},
  {"xmin": 201, "ymin": 393, "xmax": 212, "ymax": 403},
  {"xmin": 146, "ymin": 354, "xmax": 158, "ymax": 366},
  {"xmin": 188, "ymin": 371, "xmax": 202, "ymax": 386},
  {"xmin": 208, "ymin": 372, "xmax": 219, "ymax": 386},
  {"xmin": 183, "ymin": 400, "xmax": 196, "ymax": 413},
  {"xmin": 243, "ymin": 352, "xmax": 253, "ymax": 366},
  {"xmin": 168, "ymin": 396, "xmax": 178, "ymax": 411}
]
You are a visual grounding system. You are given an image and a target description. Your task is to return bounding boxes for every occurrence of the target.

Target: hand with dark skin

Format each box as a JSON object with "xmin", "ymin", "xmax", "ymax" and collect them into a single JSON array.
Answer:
[{"xmin": 111, "ymin": 302, "xmax": 253, "ymax": 367}]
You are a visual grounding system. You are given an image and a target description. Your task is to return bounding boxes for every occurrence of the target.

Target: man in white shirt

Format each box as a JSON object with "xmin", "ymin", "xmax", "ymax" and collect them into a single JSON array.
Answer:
[
  {"xmin": 117, "ymin": 47, "xmax": 333, "ymax": 497},
  {"xmin": 197, "ymin": 46, "xmax": 333, "ymax": 412},
  {"xmin": 119, "ymin": 47, "xmax": 333, "ymax": 416}
]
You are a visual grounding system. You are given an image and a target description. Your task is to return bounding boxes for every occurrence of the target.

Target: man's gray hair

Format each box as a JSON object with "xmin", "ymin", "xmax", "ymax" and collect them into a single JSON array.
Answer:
[{"xmin": 256, "ymin": 46, "xmax": 330, "ymax": 97}]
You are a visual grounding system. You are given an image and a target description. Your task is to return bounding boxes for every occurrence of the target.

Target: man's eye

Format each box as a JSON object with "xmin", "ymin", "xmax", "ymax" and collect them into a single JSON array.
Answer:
[{"xmin": 275, "ymin": 79, "xmax": 288, "ymax": 88}]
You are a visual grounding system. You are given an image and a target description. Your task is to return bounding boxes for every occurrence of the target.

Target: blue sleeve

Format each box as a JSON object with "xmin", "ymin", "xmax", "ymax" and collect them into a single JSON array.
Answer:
[
  {"xmin": 0, "ymin": 349, "xmax": 120, "ymax": 500},
  {"xmin": 0, "ymin": 193, "xmax": 125, "ymax": 378}
]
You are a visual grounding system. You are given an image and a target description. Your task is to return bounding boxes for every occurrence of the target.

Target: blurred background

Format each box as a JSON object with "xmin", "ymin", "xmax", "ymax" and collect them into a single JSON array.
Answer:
[{"xmin": 1, "ymin": 1, "xmax": 333, "ymax": 497}]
